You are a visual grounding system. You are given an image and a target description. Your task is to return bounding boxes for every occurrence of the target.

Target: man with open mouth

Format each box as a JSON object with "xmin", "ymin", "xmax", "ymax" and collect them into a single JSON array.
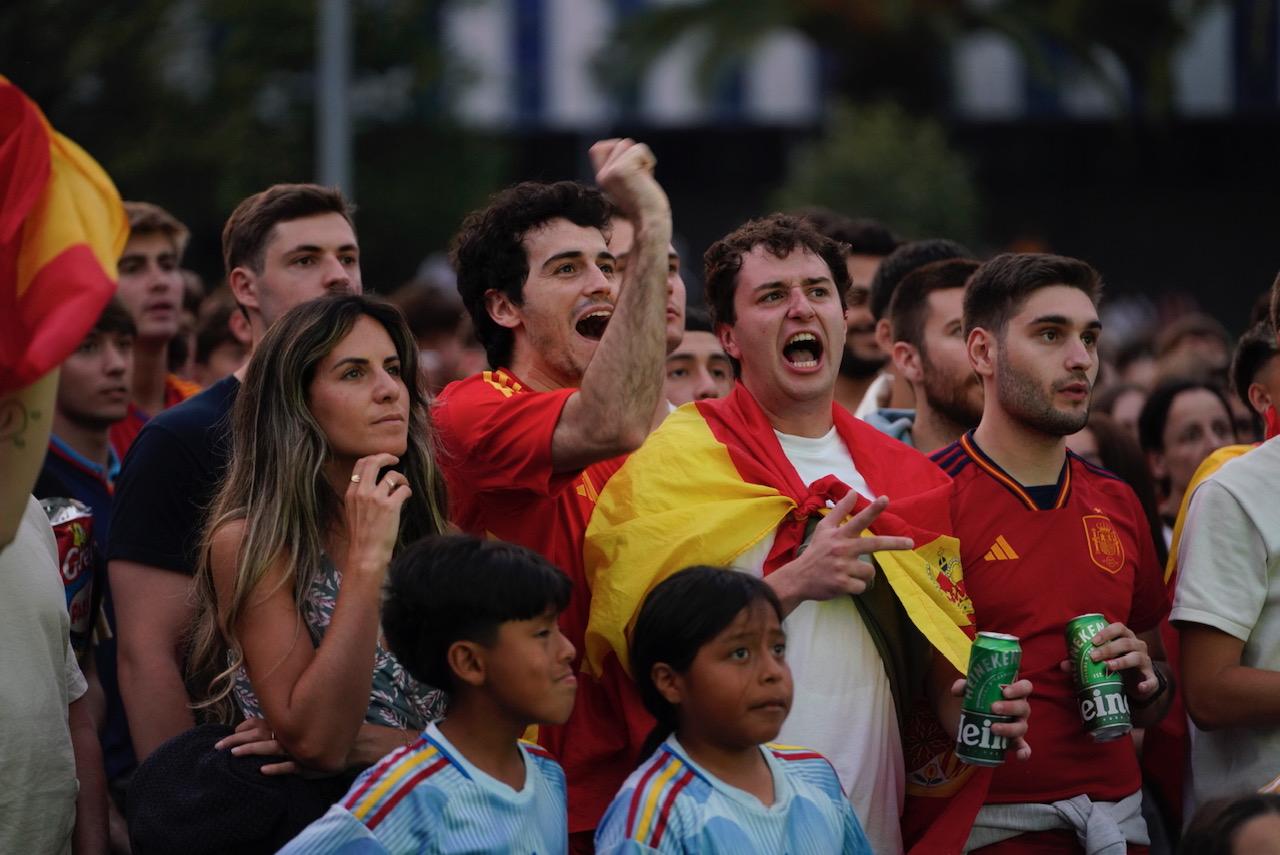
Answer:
[
  {"xmin": 433, "ymin": 138, "xmax": 674, "ymax": 851},
  {"xmin": 582, "ymin": 214, "xmax": 1032, "ymax": 855},
  {"xmin": 796, "ymin": 209, "xmax": 899, "ymax": 418}
]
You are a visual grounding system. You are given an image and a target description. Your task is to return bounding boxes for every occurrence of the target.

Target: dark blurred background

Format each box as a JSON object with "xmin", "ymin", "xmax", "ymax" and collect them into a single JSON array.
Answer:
[{"xmin": 6, "ymin": 0, "xmax": 1280, "ymax": 336}]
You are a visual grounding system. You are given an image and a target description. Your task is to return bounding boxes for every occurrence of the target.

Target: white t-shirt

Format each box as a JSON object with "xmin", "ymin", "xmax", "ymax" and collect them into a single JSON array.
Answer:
[
  {"xmin": 733, "ymin": 427, "xmax": 905, "ymax": 855},
  {"xmin": 0, "ymin": 496, "xmax": 87, "ymax": 855},
  {"xmin": 1171, "ymin": 437, "xmax": 1280, "ymax": 813}
]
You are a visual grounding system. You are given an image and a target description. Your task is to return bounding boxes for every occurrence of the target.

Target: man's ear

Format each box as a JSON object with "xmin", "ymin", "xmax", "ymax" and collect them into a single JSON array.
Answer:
[
  {"xmin": 874, "ymin": 317, "xmax": 893, "ymax": 354},
  {"xmin": 717, "ymin": 323, "xmax": 741, "ymax": 361},
  {"xmin": 228, "ymin": 305, "xmax": 252, "ymax": 346},
  {"xmin": 484, "ymin": 289, "xmax": 522, "ymax": 331},
  {"xmin": 892, "ymin": 341, "xmax": 924, "ymax": 384},
  {"xmin": 1248, "ymin": 380, "xmax": 1272, "ymax": 417},
  {"xmin": 650, "ymin": 662, "xmax": 684, "ymax": 706},
  {"xmin": 447, "ymin": 640, "xmax": 487, "ymax": 689},
  {"xmin": 968, "ymin": 328, "xmax": 995, "ymax": 378},
  {"xmin": 228, "ymin": 266, "xmax": 259, "ymax": 313}
]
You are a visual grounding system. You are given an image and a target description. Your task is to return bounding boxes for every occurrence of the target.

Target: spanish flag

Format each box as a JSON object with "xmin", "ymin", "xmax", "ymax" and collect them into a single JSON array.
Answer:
[
  {"xmin": 583, "ymin": 384, "xmax": 990, "ymax": 852},
  {"xmin": 0, "ymin": 76, "xmax": 127, "ymax": 395}
]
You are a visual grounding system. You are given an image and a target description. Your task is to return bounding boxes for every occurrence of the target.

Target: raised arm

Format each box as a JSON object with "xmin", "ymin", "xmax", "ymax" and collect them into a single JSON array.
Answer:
[
  {"xmin": 0, "ymin": 370, "xmax": 58, "ymax": 547},
  {"xmin": 551, "ymin": 139, "xmax": 673, "ymax": 473}
]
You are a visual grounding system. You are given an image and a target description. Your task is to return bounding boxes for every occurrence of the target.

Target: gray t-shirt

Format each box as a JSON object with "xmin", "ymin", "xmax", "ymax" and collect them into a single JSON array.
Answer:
[
  {"xmin": 1171, "ymin": 437, "xmax": 1280, "ymax": 811},
  {"xmin": 0, "ymin": 496, "xmax": 88, "ymax": 855}
]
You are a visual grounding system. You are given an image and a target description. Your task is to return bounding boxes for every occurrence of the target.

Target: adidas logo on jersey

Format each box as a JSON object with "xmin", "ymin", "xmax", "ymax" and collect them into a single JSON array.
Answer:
[{"xmin": 984, "ymin": 535, "xmax": 1020, "ymax": 561}]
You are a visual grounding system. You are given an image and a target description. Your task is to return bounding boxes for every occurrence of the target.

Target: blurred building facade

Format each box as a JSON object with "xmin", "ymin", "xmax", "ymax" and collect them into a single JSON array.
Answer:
[{"xmin": 440, "ymin": 0, "xmax": 1277, "ymax": 129}]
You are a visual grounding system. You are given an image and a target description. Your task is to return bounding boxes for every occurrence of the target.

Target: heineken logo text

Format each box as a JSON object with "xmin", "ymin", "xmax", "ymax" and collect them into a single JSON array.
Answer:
[
  {"xmin": 958, "ymin": 716, "xmax": 1008, "ymax": 751},
  {"xmin": 1072, "ymin": 622, "xmax": 1103, "ymax": 649},
  {"xmin": 970, "ymin": 649, "xmax": 1018, "ymax": 681},
  {"xmin": 1080, "ymin": 687, "xmax": 1130, "ymax": 721}
]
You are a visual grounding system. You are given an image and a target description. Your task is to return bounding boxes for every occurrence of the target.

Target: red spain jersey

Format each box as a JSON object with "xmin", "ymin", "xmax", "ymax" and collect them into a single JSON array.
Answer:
[
  {"xmin": 432, "ymin": 368, "xmax": 625, "ymax": 653},
  {"xmin": 432, "ymin": 368, "xmax": 628, "ymax": 833},
  {"xmin": 931, "ymin": 432, "xmax": 1167, "ymax": 807}
]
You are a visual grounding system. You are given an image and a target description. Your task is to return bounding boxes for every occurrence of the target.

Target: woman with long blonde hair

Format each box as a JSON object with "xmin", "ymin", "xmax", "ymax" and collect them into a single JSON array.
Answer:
[{"xmin": 189, "ymin": 293, "xmax": 449, "ymax": 776}]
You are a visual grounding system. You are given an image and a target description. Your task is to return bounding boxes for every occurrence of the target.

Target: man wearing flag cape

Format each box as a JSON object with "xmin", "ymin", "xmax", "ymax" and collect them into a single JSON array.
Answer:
[{"xmin": 584, "ymin": 214, "xmax": 1032, "ymax": 854}]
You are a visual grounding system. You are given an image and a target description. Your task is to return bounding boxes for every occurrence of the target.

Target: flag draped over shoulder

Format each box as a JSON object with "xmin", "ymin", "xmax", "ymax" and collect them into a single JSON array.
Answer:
[
  {"xmin": 583, "ymin": 384, "xmax": 990, "ymax": 852},
  {"xmin": 584, "ymin": 383, "xmax": 973, "ymax": 678},
  {"xmin": 0, "ymin": 76, "xmax": 127, "ymax": 395}
]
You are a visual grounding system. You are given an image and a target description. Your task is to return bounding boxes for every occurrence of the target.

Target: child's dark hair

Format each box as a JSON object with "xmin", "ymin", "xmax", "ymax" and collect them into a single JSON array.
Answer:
[
  {"xmin": 382, "ymin": 535, "xmax": 572, "ymax": 693},
  {"xmin": 631, "ymin": 566, "xmax": 784, "ymax": 757},
  {"xmin": 1180, "ymin": 793, "xmax": 1280, "ymax": 855}
]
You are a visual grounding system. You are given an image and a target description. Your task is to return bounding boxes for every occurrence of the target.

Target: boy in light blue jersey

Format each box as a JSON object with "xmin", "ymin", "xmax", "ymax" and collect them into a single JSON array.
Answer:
[
  {"xmin": 282, "ymin": 536, "xmax": 578, "ymax": 854},
  {"xmin": 595, "ymin": 566, "xmax": 871, "ymax": 855}
]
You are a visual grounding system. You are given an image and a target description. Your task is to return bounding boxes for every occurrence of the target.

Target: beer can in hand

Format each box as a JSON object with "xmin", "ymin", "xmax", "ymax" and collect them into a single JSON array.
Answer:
[
  {"xmin": 1066, "ymin": 613, "xmax": 1132, "ymax": 742},
  {"xmin": 956, "ymin": 631, "xmax": 1022, "ymax": 766}
]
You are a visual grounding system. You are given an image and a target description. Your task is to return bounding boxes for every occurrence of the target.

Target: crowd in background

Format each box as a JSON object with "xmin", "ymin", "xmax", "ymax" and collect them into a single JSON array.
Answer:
[{"xmin": 6, "ymin": 131, "xmax": 1280, "ymax": 855}]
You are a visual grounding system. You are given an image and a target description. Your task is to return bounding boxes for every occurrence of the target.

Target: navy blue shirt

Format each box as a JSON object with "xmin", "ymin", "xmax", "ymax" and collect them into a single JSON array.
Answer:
[
  {"xmin": 35, "ymin": 436, "xmax": 132, "ymax": 780},
  {"xmin": 108, "ymin": 374, "xmax": 239, "ymax": 574}
]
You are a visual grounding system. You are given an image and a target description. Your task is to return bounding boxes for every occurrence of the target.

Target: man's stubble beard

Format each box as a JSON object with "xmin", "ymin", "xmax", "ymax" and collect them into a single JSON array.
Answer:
[
  {"xmin": 839, "ymin": 344, "xmax": 887, "ymax": 380},
  {"xmin": 995, "ymin": 353, "xmax": 1089, "ymax": 437},
  {"xmin": 920, "ymin": 354, "xmax": 983, "ymax": 432}
]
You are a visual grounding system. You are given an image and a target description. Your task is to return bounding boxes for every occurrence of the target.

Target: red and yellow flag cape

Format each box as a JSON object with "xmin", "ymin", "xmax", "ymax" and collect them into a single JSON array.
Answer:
[
  {"xmin": 583, "ymin": 384, "xmax": 990, "ymax": 852},
  {"xmin": 0, "ymin": 76, "xmax": 127, "ymax": 395}
]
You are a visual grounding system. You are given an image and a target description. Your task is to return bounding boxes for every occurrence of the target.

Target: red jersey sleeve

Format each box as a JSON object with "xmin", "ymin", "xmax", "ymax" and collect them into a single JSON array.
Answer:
[
  {"xmin": 1125, "ymin": 489, "xmax": 1169, "ymax": 634},
  {"xmin": 433, "ymin": 373, "xmax": 578, "ymax": 497}
]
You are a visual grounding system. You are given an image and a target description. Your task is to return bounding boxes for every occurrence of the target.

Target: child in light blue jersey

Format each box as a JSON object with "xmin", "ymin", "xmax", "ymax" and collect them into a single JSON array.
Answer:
[
  {"xmin": 595, "ymin": 566, "xmax": 871, "ymax": 855},
  {"xmin": 281, "ymin": 535, "xmax": 577, "ymax": 854}
]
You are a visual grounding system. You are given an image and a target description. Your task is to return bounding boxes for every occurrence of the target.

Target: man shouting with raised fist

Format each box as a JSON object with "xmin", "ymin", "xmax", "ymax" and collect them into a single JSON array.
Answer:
[{"xmin": 433, "ymin": 139, "xmax": 674, "ymax": 848}]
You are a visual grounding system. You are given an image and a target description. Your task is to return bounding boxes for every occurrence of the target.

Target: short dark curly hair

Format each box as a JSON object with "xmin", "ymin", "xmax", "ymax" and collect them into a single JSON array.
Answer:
[
  {"xmin": 791, "ymin": 207, "xmax": 899, "ymax": 257},
  {"xmin": 703, "ymin": 214, "xmax": 851, "ymax": 329},
  {"xmin": 450, "ymin": 181, "xmax": 612, "ymax": 369}
]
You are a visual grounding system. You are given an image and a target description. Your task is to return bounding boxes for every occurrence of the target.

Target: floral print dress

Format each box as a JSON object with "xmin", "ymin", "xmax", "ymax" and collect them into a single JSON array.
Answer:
[{"xmin": 232, "ymin": 555, "xmax": 446, "ymax": 730}]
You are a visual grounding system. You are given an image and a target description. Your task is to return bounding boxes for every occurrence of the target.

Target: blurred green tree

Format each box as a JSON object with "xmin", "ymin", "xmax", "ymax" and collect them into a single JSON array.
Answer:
[{"xmin": 773, "ymin": 101, "xmax": 980, "ymax": 243}]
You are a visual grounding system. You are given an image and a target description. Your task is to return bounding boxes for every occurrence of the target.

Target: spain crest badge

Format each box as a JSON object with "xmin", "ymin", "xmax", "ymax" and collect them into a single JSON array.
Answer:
[{"xmin": 1082, "ymin": 513, "xmax": 1125, "ymax": 574}]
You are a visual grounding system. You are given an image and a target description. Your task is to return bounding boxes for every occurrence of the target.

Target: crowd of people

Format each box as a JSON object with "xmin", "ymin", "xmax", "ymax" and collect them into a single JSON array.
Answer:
[{"xmin": 5, "ymin": 134, "xmax": 1280, "ymax": 855}]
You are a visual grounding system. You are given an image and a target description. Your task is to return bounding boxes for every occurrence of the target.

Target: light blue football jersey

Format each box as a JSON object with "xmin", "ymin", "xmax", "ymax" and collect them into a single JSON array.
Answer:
[
  {"xmin": 595, "ymin": 736, "xmax": 871, "ymax": 854},
  {"xmin": 279, "ymin": 722, "xmax": 567, "ymax": 854}
]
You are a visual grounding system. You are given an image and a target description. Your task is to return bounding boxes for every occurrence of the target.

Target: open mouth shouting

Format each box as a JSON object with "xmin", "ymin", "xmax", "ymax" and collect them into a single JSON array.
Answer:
[
  {"xmin": 574, "ymin": 306, "xmax": 613, "ymax": 340},
  {"xmin": 781, "ymin": 331, "xmax": 824, "ymax": 370}
]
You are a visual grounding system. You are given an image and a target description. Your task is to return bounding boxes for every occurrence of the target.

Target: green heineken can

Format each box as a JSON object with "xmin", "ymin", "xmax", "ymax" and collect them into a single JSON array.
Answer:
[
  {"xmin": 1066, "ymin": 613, "xmax": 1132, "ymax": 742},
  {"xmin": 955, "ymin": 631, "xmax": 1022, "ymax": 767}
]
